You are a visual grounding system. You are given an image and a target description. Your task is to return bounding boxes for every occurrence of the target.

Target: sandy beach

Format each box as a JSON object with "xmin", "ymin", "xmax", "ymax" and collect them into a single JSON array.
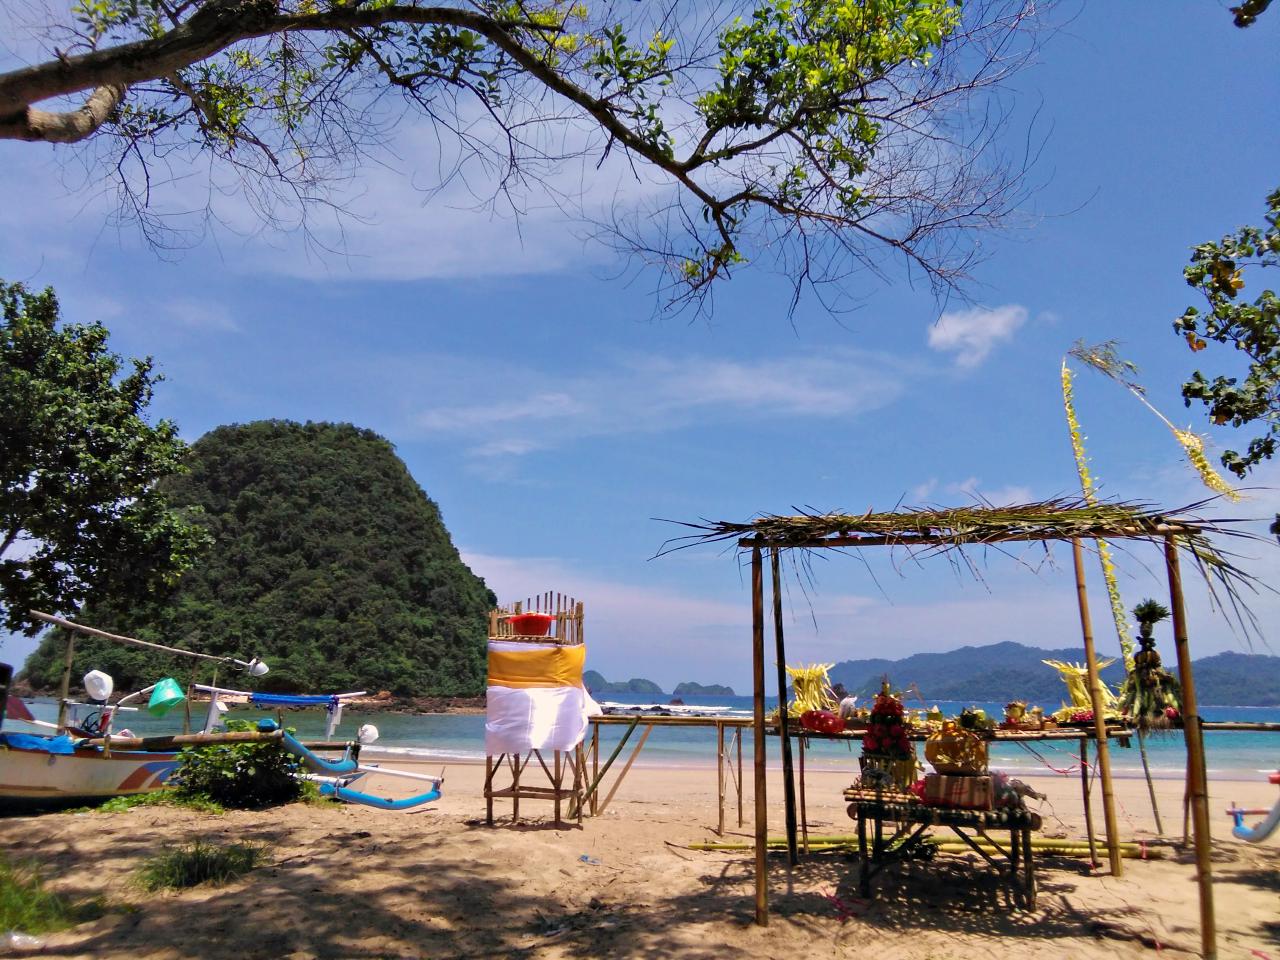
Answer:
[{"xmin": 2, "ymin": 756, "xmax": 1277, "ymax": 960}]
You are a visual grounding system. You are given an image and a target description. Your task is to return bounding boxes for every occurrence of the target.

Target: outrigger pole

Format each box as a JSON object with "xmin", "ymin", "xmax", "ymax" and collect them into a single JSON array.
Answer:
[{"xmin": 30, "ymin": 610, "xmax": 269, "ymax": 732}]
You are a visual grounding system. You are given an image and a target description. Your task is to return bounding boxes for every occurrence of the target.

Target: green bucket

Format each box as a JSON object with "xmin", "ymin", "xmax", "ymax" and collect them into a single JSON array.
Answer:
[{"xmin": 147, "ymin": 677, "xmax": 186, "ymax": 717}]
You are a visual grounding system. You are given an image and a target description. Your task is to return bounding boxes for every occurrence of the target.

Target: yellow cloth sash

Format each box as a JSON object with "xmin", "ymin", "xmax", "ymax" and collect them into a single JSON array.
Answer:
[{"xmin": 488, "ymin": 644, "xmax": 586, "ymax": 689}]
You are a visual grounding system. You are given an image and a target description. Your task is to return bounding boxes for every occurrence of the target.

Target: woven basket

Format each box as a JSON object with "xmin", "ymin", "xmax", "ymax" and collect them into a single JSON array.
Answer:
[{"xmin": 924, "ymin": 721, "xmax": 988, "ymax": 775}]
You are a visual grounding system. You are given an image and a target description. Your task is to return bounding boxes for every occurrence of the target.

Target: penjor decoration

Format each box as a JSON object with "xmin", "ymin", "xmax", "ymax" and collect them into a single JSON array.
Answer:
[{"xmin": 1118, "ymin": 599, "xmax": 1183, "ymax": 731}]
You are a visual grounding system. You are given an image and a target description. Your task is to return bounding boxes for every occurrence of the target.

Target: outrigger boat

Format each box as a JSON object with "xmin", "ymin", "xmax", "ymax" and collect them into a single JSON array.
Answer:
[{"xmin": 1, "ymin": 612, "xmax": 443, "ymax": 812}]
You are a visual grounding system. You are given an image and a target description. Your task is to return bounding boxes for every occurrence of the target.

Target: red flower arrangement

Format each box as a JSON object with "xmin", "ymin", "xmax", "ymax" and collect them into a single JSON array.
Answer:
[{"xmin": 862, "ymin": 684, "xmax": 913, "ymax": 759}]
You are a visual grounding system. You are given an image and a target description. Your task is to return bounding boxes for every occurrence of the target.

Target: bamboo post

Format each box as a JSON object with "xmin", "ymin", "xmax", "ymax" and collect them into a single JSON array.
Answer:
[
  {"xmin": 1079, "ymin": 736, "xmax": 1099, "ymax": 866},
  {"xmin": 56, "ymin": 631, "xmax": 75, "ymax": 732},
  {"xmin": 1072, "ymin": 538, "xmax": 1122, "ymax": 876},
  {"xmin": 798, "ymin": 736, "xmax": 809, "ymax": 855},
  {"xmin": 573, "ymin": 744, "xmax": 585, "ymax": 826},
  {"xmin": 485, "ymin": 757, "xmax": 495, "ymax": 825},
  {"xmin": 596, "ymin": 723, "xmax": 653, "ymax": 816},
  {"xmin": 1164, "ymin": 534, "xmax": 1216, "ymax": 960},
  {"xmin": 771, "ymin": 549, "xmax": 799, "ymax": 866},
  {"xmin": 717, "ymin": 721, "xmax": 727, "ymax": 836},
  {"xmin": 751, "ymin": 544, "xmax": 768, "ymax": 926},
  {"xmin": 1137, "ymin": 728, "xmax": 1165, "ymax": 835},
  {"xmin": 737, "ymin": 725, "xmax": 744, "ymax": 828},
  {"xmin": 511, "ymin": 753, "xmax": 521, "ymax": 822},
  {"xmin": 554, "ymin": 750, "xmax": 562, "ymax": 826},
  {"xmin": 592, "ymin": 723, "xmax": 600, "ymax": 817}
]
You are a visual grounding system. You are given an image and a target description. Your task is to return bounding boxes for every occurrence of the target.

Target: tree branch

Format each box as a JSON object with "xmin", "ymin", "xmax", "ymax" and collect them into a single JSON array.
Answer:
[{"xmin": 0, "ymin": 82, "xmax": 126, "ymax": 142}]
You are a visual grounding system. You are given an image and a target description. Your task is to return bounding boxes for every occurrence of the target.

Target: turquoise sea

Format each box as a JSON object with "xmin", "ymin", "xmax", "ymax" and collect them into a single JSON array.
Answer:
[{"xmin": 12, "ymin": 693, "xmax": 1278, "ymax": 781}]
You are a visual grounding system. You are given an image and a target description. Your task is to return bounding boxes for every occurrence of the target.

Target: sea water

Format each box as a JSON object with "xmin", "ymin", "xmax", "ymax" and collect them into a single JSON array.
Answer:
[{"xmin": 11, "ymin": 694, "xmax": 1277, "ymax": 781}]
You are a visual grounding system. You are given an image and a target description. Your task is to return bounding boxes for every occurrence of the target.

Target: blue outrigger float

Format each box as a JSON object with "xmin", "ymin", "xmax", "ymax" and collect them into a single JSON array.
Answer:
[{"xmin": 197, "ymin": 684, "xmax": 444, "ymax": 810}]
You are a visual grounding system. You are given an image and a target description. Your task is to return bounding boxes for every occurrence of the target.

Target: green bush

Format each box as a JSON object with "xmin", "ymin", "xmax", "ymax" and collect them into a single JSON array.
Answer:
[
  {"xmin": 169, "ymin": 720, "xmax": 305, "ymax": 809},
  {"xmin": 134, "ymin": 841, "xmax": 265, "ymax": 892}
]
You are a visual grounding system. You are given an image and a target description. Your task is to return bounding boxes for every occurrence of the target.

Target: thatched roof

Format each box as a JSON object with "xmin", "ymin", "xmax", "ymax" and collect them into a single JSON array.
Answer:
[
  {"xmin": 660, "ymin": 498, "xmax": 1269, "ymax": 631},
  {"xmin": 664, "ymin": 498, "xmax": 1224, "ymax": 550}
]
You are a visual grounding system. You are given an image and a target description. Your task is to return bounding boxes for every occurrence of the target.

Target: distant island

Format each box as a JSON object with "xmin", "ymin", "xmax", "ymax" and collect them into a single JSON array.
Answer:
[
  {"xmin": 583, "ymin": 670, "xmax": 663, "ymax": 695},
  {"xmin": 829, "ymin": 642, "xmax": 1280, "ymax": 707},
  {"xmin": 673, "ymin": 681, "xmax": 736, "ymax": 696},
  {"xmin": 582, "ymin": 671, "xmax": 735, "ymax": 697}
]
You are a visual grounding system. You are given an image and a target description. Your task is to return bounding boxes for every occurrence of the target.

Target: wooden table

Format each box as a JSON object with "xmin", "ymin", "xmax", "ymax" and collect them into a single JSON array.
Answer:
[{"xmin": 844, "ymin": 790, "xmax": 1042, "ymax": 910}]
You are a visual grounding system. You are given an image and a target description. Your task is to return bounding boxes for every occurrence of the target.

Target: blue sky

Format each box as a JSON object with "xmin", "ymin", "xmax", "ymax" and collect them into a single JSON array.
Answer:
[{"xmin": 2, "ymin": 3, "xmax": 1278, "ymax": 693}]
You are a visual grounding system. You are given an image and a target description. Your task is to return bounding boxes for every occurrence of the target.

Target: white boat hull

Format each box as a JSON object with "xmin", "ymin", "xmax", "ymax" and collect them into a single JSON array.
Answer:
[{"xmin": 0, "ymin": 742, "xmax": 177, "ymax": 810}]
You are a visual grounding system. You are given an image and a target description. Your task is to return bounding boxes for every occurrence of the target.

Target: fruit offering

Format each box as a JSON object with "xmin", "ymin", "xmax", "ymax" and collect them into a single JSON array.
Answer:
[{"xmin": 862, "ymin": 682, "xmax": 912, "ymax": 758}]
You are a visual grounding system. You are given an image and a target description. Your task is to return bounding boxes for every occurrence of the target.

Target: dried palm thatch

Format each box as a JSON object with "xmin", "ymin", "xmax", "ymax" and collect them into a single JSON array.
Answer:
[{"xmin": 660, "ymin": 497, "xmax": 1269, "ymax": 635}]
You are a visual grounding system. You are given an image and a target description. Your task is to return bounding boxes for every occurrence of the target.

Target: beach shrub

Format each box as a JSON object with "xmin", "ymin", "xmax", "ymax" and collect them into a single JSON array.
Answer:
[
  {"xmin": 169, "ymin": 720, "xmax": 304, "ymax": 809},
  {"xmin": 91, "ymin": 792, "xmax": 225, "ymax": 815},
  {"xmin": 134, "ymin": 841, "xmax": 265, "ymax": 892},
  {"xmin": 0, "ymin": 855, "xmax": 103, "ymax": 933}
]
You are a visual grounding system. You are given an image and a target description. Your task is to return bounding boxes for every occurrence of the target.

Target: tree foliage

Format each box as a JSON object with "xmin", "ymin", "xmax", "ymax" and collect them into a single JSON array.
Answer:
[
  {"xmin": 1173, "ymin": 187, "xmax": 1280, "ymax": 477},
  {"xmin": 0, "ymin": 281, "xmax": 209, "ymax": 636},
  {"xmin": 22, "ymin": 420, "xmax": 495, "ymax": 696},
  {"xmin": 0, "ymin": 0, "xmax": 1040, "ymax": 311}
]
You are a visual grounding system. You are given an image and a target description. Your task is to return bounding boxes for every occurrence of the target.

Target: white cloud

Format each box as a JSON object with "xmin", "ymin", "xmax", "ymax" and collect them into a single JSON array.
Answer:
[
  {"xmin": 927, "ymin": 304, "xmax": 1027, "ymax": 369},
  {"xmin": 947, "ymin": 477, "xmax": 1035, "ymax": 506},
  {"xmin": 410, "ymin": 348, "xmax": 909, "ymax": 457},
  {"xmin": 907, "ymin": 477, "xmax": 1034, "ymax": 506}
]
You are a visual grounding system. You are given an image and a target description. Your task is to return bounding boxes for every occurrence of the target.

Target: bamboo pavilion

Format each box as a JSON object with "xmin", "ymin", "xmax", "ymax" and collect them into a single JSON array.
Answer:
[{"xmin": 666, "ymin": 497, "xmax": 1264, "ymax": 960}]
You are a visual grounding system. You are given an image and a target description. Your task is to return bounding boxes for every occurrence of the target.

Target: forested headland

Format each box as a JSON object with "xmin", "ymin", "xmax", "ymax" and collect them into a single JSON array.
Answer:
[{"xmin": 22, "ymin": 421, "xmax": 494, "ymax": 697}]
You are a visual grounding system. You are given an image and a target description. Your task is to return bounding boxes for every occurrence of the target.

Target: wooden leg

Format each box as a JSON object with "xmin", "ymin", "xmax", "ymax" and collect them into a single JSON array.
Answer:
[
  {"xmin": 857, "ymin": 811, "xmax": 871, "ymax": 898},
  {"xmin": 736, "ymin": 728, "xmax": 744, "ymax": 828},
  {"xmin": 1080, "ymin": 737, "xmax": 1098, "ymax": 867},
  {"xmin": 512, "ymin": 752, "xmax": 522, "ymax": 823},
  {"xmin": 554, "ymin": 750, "xmax": 563, "ymax": 827},
  {"xmin": 1009, "ymin": 828, "xmax": 1021, "ymax": 908},
  {"xmin": 798, "ymin": 736, "xmax": 809, "ymax": 855},
  {"xmin": 717, "ymin": 721, "xmax": 726, "ymax": 836},
  {"xmin": 574, "ymin": 745, "xmax": 585, "ymax": 826},
  {"xmin": 485, "ymin": 756, "xmax": 494, "ymax": 826},
  {"xmin": 592, "ymin": 724, "xmax": 600, "ymax": 817},
  {"xmin": 1023, "ymin": 827, "xmax": 1037, "ymax": 910}
]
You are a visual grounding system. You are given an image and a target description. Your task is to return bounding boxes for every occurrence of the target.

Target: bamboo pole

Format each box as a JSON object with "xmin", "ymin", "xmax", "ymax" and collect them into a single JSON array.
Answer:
[
  {"xmin": 798, "ymin": 736, "xmax": 809, "ymax": 855},
  {"xmin": 771, "ymin": 548, "xmax": 798, "ymax": 866},
  {"xmin": 1137, "ymin": 728, "xmax": 1165, "ymax": 835},
  {"xmin": 751, "ymin": 544, "xmax": 768, "ymax": 926},
  {"xmin": 1072, "ymin": 538, "xmax": 1123, "ymax": 876},
  {"xmin": 1079, "ymin": 736, "xmax": 1099, "ymax": 866},
  {"xmin": 56, "ymin": 631, "xmax": 75, "ymax": 732},
  {"xmin": 596, "ymin": 723, "xmax": 653, "ymax": 816},
  {"xmin": 74, "ymin": 729, "xmax": 283, "ymax": 750},
  {"xmin": 717, "ymin": 721, "xmax": 726, "ymax": 836},
  {"xmin": 1165, "ymin": 534, "xmax": 1216, "ymax": 960},
  {"xmin": 575, "ymin": 715, "xmax": 641, "ymax": 818},
  {"xmin": 736, "ymin": 726, "xmax": 744, "ymax": 828},
  {"xmin": 485, "ymin": 757, "xmax": 495, "ymax": 825}
]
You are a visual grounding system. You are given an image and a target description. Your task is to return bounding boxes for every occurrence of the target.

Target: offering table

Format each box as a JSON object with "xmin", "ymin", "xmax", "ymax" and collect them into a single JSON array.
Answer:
[{"xmin": 844, "ymin": 790, "xmax": 1041, "ymax": 909}]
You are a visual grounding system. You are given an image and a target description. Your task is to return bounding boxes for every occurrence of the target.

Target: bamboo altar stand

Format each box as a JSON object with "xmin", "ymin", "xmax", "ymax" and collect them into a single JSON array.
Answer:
[
  {"xmin": 483, "ymin": 594, "xmax": 588, "ymax": 828},
  {"xmin": 665, "ymin": 501, "xmax": 1255, "ymax": 957}
]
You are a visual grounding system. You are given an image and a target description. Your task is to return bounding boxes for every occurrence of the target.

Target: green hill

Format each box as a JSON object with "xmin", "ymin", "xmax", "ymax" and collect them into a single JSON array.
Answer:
[
  {"xmin": 829, "ymin": 641, "xmax": 1280, "ymax": 706},
  {"xmin": 22, "ymin": 421, "xmax": 494, "ymax": 696}
]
